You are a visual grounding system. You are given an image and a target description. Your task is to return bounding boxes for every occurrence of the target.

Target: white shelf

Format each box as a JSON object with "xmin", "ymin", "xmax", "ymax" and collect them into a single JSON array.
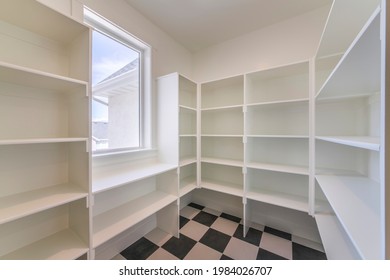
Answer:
[
  {"xmin": 202, "ymin": 134, "xmax": 244, "ymax": 138},
  {"xmin": 0, "ymin": 61, "xmax": 88, "ymax": 90},
  {"xmin": 246, "ymin": 162, "xmax": 309, "ymax": 175},
  {"xmin": 93, "ymin": 191, "xmax": 177, "ymax": 248},
  {"xmin": 0, "ymin": 183, "xmax": 88, "ymax": 225},
  {"xmin": 202, "ymin": 157, "xmax": 243, "ymax": 167},
  {"xmin": 180, "ymin": 157, "xmax": 197, "ymax": 167},
  {"xmin": 201, "ymin": 104, "xmax": 244, "ymax": 111},
  {"xmin": 201, "ymin": 179, "xmax": 243, "ymax": 197},
  {"xmin": 316, "ymin": 8, "xmax": 381, "ymax": 99},
  {"xmin": 246, "ymin": 190, "xmax": 308, "ymax": 212},
  {"xmin": 180, "ymin": 134, "xmax": 197, "ymax": 137},
  {"xmin": 93, "ymin": 162, "xmax": 177, "ymax": 194},
  {"xmin": 1, "ymin": 0, "xmax": 88, "ymax": 43},
  {"xmin": 92, "ymin": 163, "xmax": 177, "ymax": 194},
  {"xmin": 246, "ymin": 98, "xmax": 309, "ymax": 107},
  {"xmin": 180, "ymin": 176, "xmax": 197, "ymax": 197},
  {"xmin": 315, "ymin": 213, "xmax": 361, "ymax": 260},
  {"xmin": 315, "ymin": 175, "xmax": 381, "ymax": 259},
  {"xmin": 201, "ymin": 75, "xmax": 243, "ymax": 109},
  {"xmin": 0, "ymin": 229, "xmax": 88, "ymax": 260},
  {"xmin": 179, "ymin": 105, "xmax": 196, "ymax": 111},
  {"xmin": 247, "ymin": 135, "xmax": 309, "ymax": 139},
  {"xmin": 316, "ymin": 136, "xmax": 380, "ymax": 151},
  {"xmin": 0, "ymin": 138, "xmax": 88, "ymax": 146}
]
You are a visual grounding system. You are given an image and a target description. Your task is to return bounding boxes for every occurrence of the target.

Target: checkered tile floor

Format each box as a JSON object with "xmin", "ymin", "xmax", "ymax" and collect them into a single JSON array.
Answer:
[{"xmin": 113, "ymin": 203, "xmax": 327, "ymax": 260}]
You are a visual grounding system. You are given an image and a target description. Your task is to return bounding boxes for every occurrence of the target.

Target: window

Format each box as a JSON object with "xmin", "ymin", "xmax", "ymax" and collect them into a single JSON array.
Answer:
[{"xmin": 84, "ymin": 8, "xmax": 151, "ymax": 153}]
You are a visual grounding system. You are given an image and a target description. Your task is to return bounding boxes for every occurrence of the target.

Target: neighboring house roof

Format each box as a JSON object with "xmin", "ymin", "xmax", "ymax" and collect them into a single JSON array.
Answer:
[
  {"xmin": 92, "ymin": 58, "xmax": 139, "ymax": 98},
  {"xmin": 98, "ymin": 58, "xmax": 139, "ymax": 84}
]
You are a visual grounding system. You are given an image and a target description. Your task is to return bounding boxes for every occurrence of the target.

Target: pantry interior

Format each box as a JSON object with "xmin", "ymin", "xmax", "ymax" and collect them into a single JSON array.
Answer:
[{"xmin": 0, "ymin": 0, "xmax": 388, "ymax": 260}]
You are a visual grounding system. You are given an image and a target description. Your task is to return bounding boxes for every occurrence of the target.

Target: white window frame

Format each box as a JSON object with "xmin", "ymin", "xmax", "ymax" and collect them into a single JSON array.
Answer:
[{"xmin": 84, "ymin": 7, "xmax": 152, "ymax": 155}]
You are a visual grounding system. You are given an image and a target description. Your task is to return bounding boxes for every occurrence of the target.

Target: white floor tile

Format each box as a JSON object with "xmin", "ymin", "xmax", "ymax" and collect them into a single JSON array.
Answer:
[
  {"xmin": 147, "ymin": 248, "xmax": 179, "ymax": 260},
  {"xmin": 180, "ymin": 220, "xmax": 209, "ymax": 241},
  {"xmin": 184, "ymin": 243, "xmax": 222, "ymax": 260},
  {"xmin": 145, "ymin": 228, "xmax": 172, "ymax": 246},
  {"xmin": 223, "ymin": 237, "xmax": 259, "ymax": 260},
  {"xmin": 260, "ymin": 232, "xmax": 292, "ymax": 260},
  {"xmin": 111, "ymin": 254, "xmax": 126, "ymax": 260},
  {"xmin": 211, "ymin": 217, "xmax": 239, "ymax": 236},
  {"xmin": 180, "ymin": 206, "xmax": 201, "ymax": 219}
]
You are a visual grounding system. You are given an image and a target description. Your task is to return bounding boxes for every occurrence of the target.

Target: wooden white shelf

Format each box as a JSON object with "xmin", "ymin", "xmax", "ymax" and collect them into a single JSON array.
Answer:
[
  {"xmin": 179, "ymin": 105, "xmax": 196, "ymax": 111},
  {"xmin": 246, "ymin": 162, "xmax": 309, "ymax": 175},
  {"xmin": 202, "ymin": 157, "xmax": 243, "ymax": 167},
  {"xmin": 201, "ymin": 179, "xmax": 243, "ymax": 197},
  {"xmin": 316, "ymin": 8, "xmax": 381, "ymax": 99},
  {"xmin": 316, "ymin": 136, "xmax": 380, "ymax": 151},
  {"xmin": 201, "ymin": 75, "xmax": 243, "ymax": 109},
  {"xmin": 0, "ymin": 138, "xmax": 88, "ymax": 146},
  {"xmin": 246, "ymin": 190, "xmax": 308, "ymax": 212},
  {"xmin": 0, "ymin": 61, "xmax": 88, "ymax": 90},
  {"xmin": 202, "ymin": 134, "xmax": 243, "ymax": 138},
  {"xmin": 93, "ymin": 162, "xmax": 177, "ymax": 194},
  {"xmin": 247, "ymin": 135, "xmax": 309, "ymax": 139},
  {"xmin": 0, "ymin": 183, "xmax": 88, "ymax": 225},
  {"xmin": 180, "ymin": 176, "xmax": 197, "ymax": 197},
  {"xmin": 180, "ymin": 134, "xmax": 197, "ymax": 137},
  {"xmin": 201, "ymin": 104, "xmax": 244, "ymax": 111},
  {"xmin": 180, "ymin": 156, "xmax": 197, "ymax": 167},
  {"xmin": 315, "ymin": 213, "xmax": 361, "ymax": 260},
  {"xmin": 315, "ymin": 175, "xmax": 381, "ymax": 259},
  {"xmin": 93, "ymin": 191, "xmax": 177, "ymax": 248},
  {"xmin": 1, "ymin": 0, "xmax": 88, "ymax": 43},
  {"xmin": 246, "ymin": 98, "xmax": 309, "ymax": 107},
  {"xmin": 0, "ymin": 229, "xmax": 88, "ymax": 260}
]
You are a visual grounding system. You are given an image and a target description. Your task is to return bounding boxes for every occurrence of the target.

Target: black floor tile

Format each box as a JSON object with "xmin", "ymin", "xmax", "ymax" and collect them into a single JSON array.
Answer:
[
  {"xmin": 233, "ymin": 224, "xmax": 262, "ymax": 246},
  {"xmin": 120, "ymin": 237, "xmax": 158, "ymax": 260},
  {"xmin": 257, "ymin": 248, "xmax": 287, "ymax": 260},
  {"xmin": 220, "ymin": 212, "xmax": 241, "ymax": 223},
  {"xmin": 220, "ymin": 254, "xmax": 233, "ymax": 260},
  {"xmin": 161, "ymin": 234, "xmax": 197, "ymax": 260},
  {"xmin": 199, "ymin": 228, "xmax": 231, "ymax": 253},
  {"xmin": 188, "ymin": 202, "xmax": 205, "ymax": 210},
  {"xmin": 264, "ymin": 226, "xmax": 292, "ymax": 240},
  {"xmin": 292, "ymin": 243, "xmax": 327, "ymax": 260},
  {"xmin": 193, "ymin": 211, "xmax": 218, "ymax": 227},
  {"xmin": 180, "ymin": 215, "xmax": 190, "ymax": 229},
  {"xmin": 118, "ymin": 203, "xmax": 327, "ymax": 261}
]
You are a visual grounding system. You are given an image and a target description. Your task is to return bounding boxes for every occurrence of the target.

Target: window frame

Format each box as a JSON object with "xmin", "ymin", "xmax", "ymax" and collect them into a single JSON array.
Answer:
[{"xmin": 84, "ymin": 7, "xmax": 152, "ymax": 156}]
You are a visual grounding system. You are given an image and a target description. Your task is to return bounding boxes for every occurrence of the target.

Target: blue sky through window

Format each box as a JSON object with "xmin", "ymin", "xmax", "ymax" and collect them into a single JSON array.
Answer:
[{"xmin": 92, "ymin": 31, "xmax": 139, "ymax": 120}]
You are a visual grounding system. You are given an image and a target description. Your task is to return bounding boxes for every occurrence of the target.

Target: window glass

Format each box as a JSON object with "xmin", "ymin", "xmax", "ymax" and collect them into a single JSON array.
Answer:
[{"xmin": 91, "ymin": 30, "xmax": 140, "ymax": 151}]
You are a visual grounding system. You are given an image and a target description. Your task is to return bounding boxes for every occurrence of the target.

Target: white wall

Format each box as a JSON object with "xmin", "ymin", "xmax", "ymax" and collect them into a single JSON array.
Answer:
[{"xmin": 193, "ymin": 5, "xmax": 331, "ymax": 83}]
